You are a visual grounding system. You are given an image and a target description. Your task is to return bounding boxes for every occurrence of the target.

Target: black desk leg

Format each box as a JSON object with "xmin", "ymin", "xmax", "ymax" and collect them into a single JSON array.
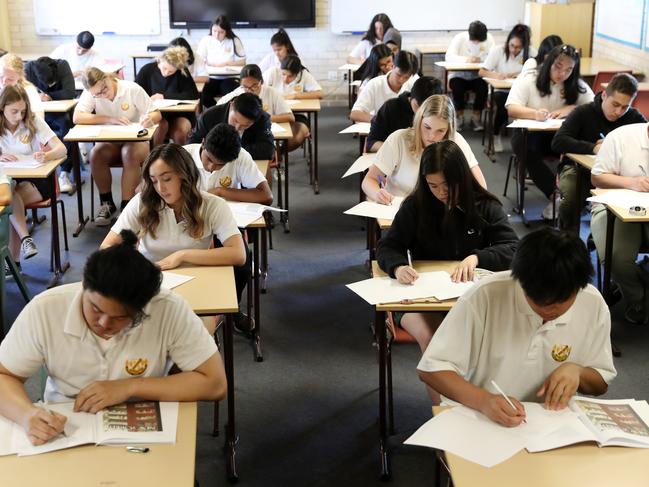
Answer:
[
  {"xmin": 602, "ymin": 209, "xmax": 621, "ymax": 357},
  {"xmin": 71, "ymin": 143, "xmax": 88, "ymax": 237},
  {"xmin": 313, "ymin": 111, "xmax": 319, "ymax": 194},
  {"xmin": 283, "ymin": 141, "xmax": 290, "ymax": 233},
  {"xmin": 223, "ymin": 313, "xmax": 238, "ymax": 482},
  {"xmin": 573, "ymin": 164, "xmax": 588, "ymax": 235},
  {"xmin": 252, "ymin": 227, "xmax": 262, "ymax": 362},
  {"xmin": 484, "ymin": 85, "xmax": 496, "ymax": 162},
  {"xmin": 47, "ymin": 173, "xmax": 70, "ymax": 288},
  {"xmin": 514, "ymin": 129, "xmax": 529, "ymax": 226},
  {"xmin": 376, "ymin": 308, "xmax": 391, "ymax": 479}
]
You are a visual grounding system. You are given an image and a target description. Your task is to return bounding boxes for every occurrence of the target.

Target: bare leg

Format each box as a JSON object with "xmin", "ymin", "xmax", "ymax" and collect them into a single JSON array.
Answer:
[
  {"xmin": 90, "ymin": 142, "xmax": 122, "ymax": 193},
  {"xmin": 286, "ymin": 121, "xmax": 309, "ymax": 152},
  {"xmin": 121, "ymin": 142, "xmax": 149, "ymax": 201},
  {"xmin": 153, "ymin": 117, "xmax": 170, "ymax": 146},
  {"xmin": 169, "ymin": 117, "xmax": 192, "ymax": 145}
]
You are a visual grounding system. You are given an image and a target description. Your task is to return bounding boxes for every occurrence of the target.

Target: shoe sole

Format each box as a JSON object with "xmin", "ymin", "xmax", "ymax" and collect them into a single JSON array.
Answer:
[
  {"xmin": 95, "ymin": 218, "xmax": 112, "ymax": 226},
  {"xmin": 23, "ymin": 250, "xmax": 38, "ymax": 260}
]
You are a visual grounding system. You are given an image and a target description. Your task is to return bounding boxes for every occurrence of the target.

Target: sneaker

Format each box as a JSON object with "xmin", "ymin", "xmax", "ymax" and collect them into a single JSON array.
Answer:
[
  {"xmin": 20, "ymin": 237, "xmax": 38, "ymax": 260},
  {"xmin": 624, "ymin": 304, "xmax": 647, "ymax": 325},
  {"xmin": 456, "ymin": 117, "xmax": 465, "ymax": 132},
  {"xmin": 493, "ymin": 134, "xmax": 504, "ymax": 153},
  {"xmin": 471, "ymin": 118, "xmax": 485, "ymax": 132},
  {"xmin": 95, "ymin": 202, "xmax": 115, "ymax": 226},
  {"xmin": 233, "ymin": 311, "xmax": 255, "ymax": 335},
  {"xmin": 4, "ymin": 261, "xmax": 21, "ymax": 279},
  {"xmin": 58, "ymin": 171, "xmax": 73, "ymax": 193},
  {"xmin": 542, "ymin": 195, "xmax": 561, "ymax": 221}
]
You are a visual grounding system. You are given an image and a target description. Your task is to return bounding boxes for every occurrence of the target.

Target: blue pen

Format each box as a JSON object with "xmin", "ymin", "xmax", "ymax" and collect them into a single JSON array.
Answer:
[{"xmin": 377, "ymin": 175, "xmax": 384, "ymax": 189}]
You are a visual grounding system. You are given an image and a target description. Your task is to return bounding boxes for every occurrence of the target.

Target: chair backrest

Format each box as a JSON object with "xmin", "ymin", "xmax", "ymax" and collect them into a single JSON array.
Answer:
[
  {"xmin": 632, "ymin": 90, "xmax": 649, "ymax": 118},
  {"xmin": 592, "ymin": 70, "xmax": 633, "ymax": 94}
]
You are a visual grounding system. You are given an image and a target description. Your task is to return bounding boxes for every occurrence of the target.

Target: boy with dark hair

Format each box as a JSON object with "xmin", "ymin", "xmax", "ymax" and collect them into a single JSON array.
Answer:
[
  {"xmin": 366, "ymin": 76, "xmax": 443, "ymax": 152},
  {"xmin": 188, "ymin": 92, "xmax": 275, "ymax": 160},
  {"xmin": 418, "ymin": 227, "xmax": 616, "ymax": 427},
  {"xmin": 552, "ymin": 73, "xmax": 646, "ymax": 231}
]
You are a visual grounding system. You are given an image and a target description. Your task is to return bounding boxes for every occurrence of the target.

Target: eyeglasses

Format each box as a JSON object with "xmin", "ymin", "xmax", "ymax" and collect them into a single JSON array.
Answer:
[{"xmin": 241, "ymin": 81, "xmax": 261, "ymax": 92}]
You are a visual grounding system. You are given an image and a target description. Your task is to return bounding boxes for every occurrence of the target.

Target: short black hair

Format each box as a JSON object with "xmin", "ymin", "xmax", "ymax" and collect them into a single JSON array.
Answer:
[
  {"xmin": 511, "ymin": 227, "xmax": 593, "ymax": 305},
  {"xmin": 32, "ymin": 57, "xmax": 58, "ymax": 86},
  {"xmin": 83, "ymin": 230, "xmax": 162, "ymax": 315},
  {"xmin": 204, "ymin": 123, "xmax": 241, "ymax": 163},
  {"xmin": 240, "ymin": 64, "xmax": 263, "ymax": 82},
  {"xmin": 410, "ymin": 76, "xmax": 443, "ymax": 105},
  {"xmin": 231, "ymin": 92, "xmax": 263, "ymax": 121},
  {"xmin": 468, "ymin": 21, "xmax": 488, "ymax": 42},
  {"xmin": 77, "ymin": 31, "xmax": 95, "ymax": 50},
  {"xmin": 393, "ymin": 50, "xmax": 419, "ymax": 76},
  {"xmin": 605, "ymin": 73, "xmax": 639, "ymax": 98}
]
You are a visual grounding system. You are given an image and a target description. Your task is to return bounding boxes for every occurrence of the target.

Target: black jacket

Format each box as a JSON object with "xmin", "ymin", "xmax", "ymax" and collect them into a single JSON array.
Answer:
[
  {"xmin": 377, "ymin": 196, "xmax": 519, "ymax": 278},
  {"xmin": 551, "ymin": 92, "xmax": 646, "ymax": 155},
  {"xmin": 187, "ymin": 103, "xmax": 275, "ymax": 160},
  {"xmin": 367, "ymin": 92, "xmax": 413, "ymax": 149},
  {"xmin": 135, "ymin": 61, "xmax": 199, "ymax": 100},
  {"xmin": 24, "ymin": 59, "xmax": 75, "ymax": 100}
]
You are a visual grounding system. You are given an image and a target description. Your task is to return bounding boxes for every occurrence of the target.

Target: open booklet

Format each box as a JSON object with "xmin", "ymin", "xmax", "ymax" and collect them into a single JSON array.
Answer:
[{"xmin": 1, "ymin": 401, "xmax": 178, "ymax": 457}]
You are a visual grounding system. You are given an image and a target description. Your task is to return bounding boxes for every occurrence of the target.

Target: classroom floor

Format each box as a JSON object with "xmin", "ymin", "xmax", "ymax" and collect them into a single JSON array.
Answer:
[{"xmin": 6, "ymin": 106, "xmax": 649, "ymax": 486}]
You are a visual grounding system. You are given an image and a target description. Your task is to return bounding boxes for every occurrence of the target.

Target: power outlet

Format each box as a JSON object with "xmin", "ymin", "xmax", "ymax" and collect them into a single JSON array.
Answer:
[{"xmin": 328, "ymin": 70, "xmax": 338, "ymax": 81}]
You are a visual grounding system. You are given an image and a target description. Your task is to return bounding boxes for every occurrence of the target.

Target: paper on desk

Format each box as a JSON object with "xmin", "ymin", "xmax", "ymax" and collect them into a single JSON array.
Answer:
[
  {"xmin": 507, "ymin": 119, "xmax": 564, "ymax": 130},
  {"xmin": 227, "ymin": 201, "xmax": 285, "ymax": 228},
  {"xmin": 339, "ymin": 122, "xmax": 371, "ymax": 135},
  {"xmin": 587, "ymin": 189, "xmax": 649, "ymax": 209},
  {"xmin": 285, "ymin": 99, "xmax": 301, "ymax": 106},
  {"xmin": 42, "ymin": 100, "xmax": 72, "ymax": 110},
  {"xmin": 342, "ymin": 153, "xmax": 377, "ymax": 178},
  {"xmin": 152, "ymin": 99, "xmax": 197, "ymax": 109},
  {"xmin": 344, "ymin": 197, "xmax": 404, "ymax": 221},
  {"xmin": 0, "ymin": 415, "xmax": 14, "ymax": 456},
  {"xmin": 271, "ymin": 122, "xmax": 286, "ymax": 133},
  {"xmin": 0, "ymin": 154, "xmax": 44, "ymax": 169},
  {"xmin": 161, "ymin": 271, "xmax": 195, "ymax": 290},
  {"xmin": 66, "ymin": 125, "xmax": 102, "ymax": 137},
  {"xmin": 99, "ymin": 123, "xmax": 145, "ymax": 134},
  {"xmin": 346, "ymin": 271, "xmax": 474, "ymax": 305}
]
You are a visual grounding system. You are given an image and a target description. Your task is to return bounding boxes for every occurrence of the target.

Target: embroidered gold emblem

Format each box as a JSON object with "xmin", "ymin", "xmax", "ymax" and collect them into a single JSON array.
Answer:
[
  {"xmin": 125, "ymin": 358, "xmax": 148, "ymax": 376},
  {"xmin": 263, "ymin": 104, "xmax": 269, "ymax": 112},
  {"xmin": 219, "ymin": 176, "xmax": 232, "ymax": 188},
  {"xmin": 121, "ymin": 102, "xmax": 130, "ymax": 111},
  {"xmin": 551, "ymin": 344, "xmax": 571, "ymax": 362},
  {"xmin": 20, "ymin": 135, "xmax": 30, "ymax": 144},
  {"xmin": 293, "ymin": 84, "xmax": 303, "ymax": 93}
]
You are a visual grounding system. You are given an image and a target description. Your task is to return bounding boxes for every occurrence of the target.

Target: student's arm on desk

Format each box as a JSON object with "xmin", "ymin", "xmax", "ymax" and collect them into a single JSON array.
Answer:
[
  {"xmin": 536, "ymin": 363, "xmax": 608, "ymax": 411},
  {"xmin": 271, "ymin": 111, "xmax": 295, "ymax": 124},
  {"xmin": 551, "ymin": 108, "xmax": 597, "ymax": 155},
  {"xmin": 350, "ymin": 109, "xmax": 372, "ymax": 123},
  {"xmin": 140, "ymin": 109, "xmax": 162, "ymax": 128},
  {"xmin": 591, "ymin": 173, "xmax": 649, "ymax": 192},
  {"xmin": 74, "ymin": 353, "xmax": 226, "ymax": 414},
  {"xmin": 0, "ymin": 363, "xmax": 67, "ymax": 445},
  {"xmin": 362, "ymin": 164, "xmax": 394, "ymax": 205},
  {"xmin": 285, "ymin": 90, "xmax": 323, "ymax": 100},
  {"xmin": 507, "ymin": 104, "xmax": 551, "ymax": 121},
  {"xmin": 35, "ymin": 136, "xmax": 67, "ymax": 162},
  {"xmin": 209, "ymin": 181, "xmax": 273, "ymax": 205},
  {"xmin": 156, "ymin": 233, "xmax": 246, "ymax": 270}
]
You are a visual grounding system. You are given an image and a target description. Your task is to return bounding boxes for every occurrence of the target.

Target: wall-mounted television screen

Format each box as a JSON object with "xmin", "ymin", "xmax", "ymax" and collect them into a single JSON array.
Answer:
[{"xmin": 169, "ymin": 0, "xmax": 316, "ymax": 29}]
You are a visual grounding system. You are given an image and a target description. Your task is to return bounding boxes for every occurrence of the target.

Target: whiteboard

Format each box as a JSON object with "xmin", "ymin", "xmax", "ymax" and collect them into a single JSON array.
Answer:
[
  {"xmin": 33, "ymin": 0, "xmax": 161, "ymax": 36},
  {"xmin": 330, "ymin": 0, "xmax": 527, "ymax": 34},
  {"xmin": 595, "ymin": 0, "xmax": 644, "ymax": 48}
]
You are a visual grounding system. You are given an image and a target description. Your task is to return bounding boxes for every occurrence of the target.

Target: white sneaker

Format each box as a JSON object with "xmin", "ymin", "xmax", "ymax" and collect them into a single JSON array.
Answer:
[
  {"xmin": 456, "ymin": 118, "xmax": 465, "ymax": 132},
  {"xmin": 493, "ymin": 134, "xmax": 504, "ymax": 153},
  {"xmin": 542, "ymin": 195, "xmax": 561, "ymax": 221},
  {"xmin": 471, "ymin": 118, "xmax": 485, "ymax": 132},
  {"xmin": 95, "ymin": 202, "xmax": 115, "ymax": 226},
  {"xmin": 58, "ymin": 171, "xmax": 73, "ymax": 193},
  {"xmin": 20, "ymin": 236, "xmax": 38, "ymax": 260}
]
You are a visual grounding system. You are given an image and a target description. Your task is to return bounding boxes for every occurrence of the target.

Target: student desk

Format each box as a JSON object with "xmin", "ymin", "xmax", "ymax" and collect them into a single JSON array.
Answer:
[
  {"xmin": 338, "ymin": 63, "xmax": 361, "ymax": 109},
  {"xmin": 171, "ymin": 265, "xmax": 240, "ymax": 481},
  {"xmin": 63, "ymin": 125, "xmax": 158, "ymax": 234},
  {"xmin": 483, "ymin": 78, "xmax": 514, "ymax": 161},
  {"xmin": 272, "ymin": 122, "xmax": 293, "ymax": 232},
  {"xmin": 564, "ymin": 153, "xmax": 595, "ymax": 233},
  {"xmin": 3, "ymin": 158, "xmax": 68, "ymax": 287},
  {"xmin": 155, "ymin": 100, "xmax": 199, "ymax": 114},
  {"xmin": 289, "ymin": 99, "xmax": 322, "ymax": 194},
  {"xmin": 580, "ymin": 58, "xmax": 643, "ymax": 85},
  {"xmin": 340, "ymin": 122, "xmax": 371, "ymax": 156},
  {"xmin": 206, "ymin": 65, "xmax": 243, "ymax": 78},
  {"xmin": 371, "ymin": 260, "xmax": 460, "ymax": 479},
  {"xmin": 416, "ymin": 45, "xmax": 448, "ymax": 75},
  {"xmin": 0, "ymin": 402, "xmax": 197, "ymax": 487},
  {"xmin": 129, "ymin": 52, "xmax": 157, "ymax": 75},
  {"xmin": 434, "ymin": 61, "xmax": 483, "ymax": 91}
]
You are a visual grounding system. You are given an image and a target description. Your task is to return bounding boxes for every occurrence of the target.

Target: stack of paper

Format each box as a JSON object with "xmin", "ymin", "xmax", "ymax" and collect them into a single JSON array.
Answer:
[
  {"xmin": 227, "ymin": 202, "xmax": 285, "ymax": 228},
  {"xmin": 342, "ymin": 153, "xmax": 377, "ymax": 178},
  {"xmin": 588, "ymin": 189, "xmax": 649, "ymax": 209},
  {"xmin": 339, "ymin": 122, "xmax": 371, "ymax": 135},
  {"xmin": 66, "ymin": 125, "xmax": 102, "ymax": 137},
  {"xmin": 344, "ymin": 196, "xmax": 404, "ymax": 221}
]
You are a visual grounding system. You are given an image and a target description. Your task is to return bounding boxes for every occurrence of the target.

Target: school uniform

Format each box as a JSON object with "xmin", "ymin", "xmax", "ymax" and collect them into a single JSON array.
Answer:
[
  {"xmin": 217, "ymin": 84, "xmax": 291, "ymax": 117},
  {"xmin": 0, "ymin": 282, "xmax": 217, "ymax": 403},
  {"xmin": 374, "ymin": 128, "xmax": 479, "ymax": 197},
  {"xmin": 258, "ymin": 52, "xmax": 281, "ymax": 73},
  {"xmin": 367, "ymin": 92, "xmax": 414, "ymax": 149},
  {"xmin": 521, "ymin": 57, "xmax": 539, "ymax": 74},
  {"xmin": 75, "ymin": 79, "xmax": 156, "ymax": 123},
  {"xmin": 263, "ymin": 66, "xmax": 322, "ymax": 96},
  {"xmin": 184, "ymin": 143, "xmax": 266, "ymax": 193},
  {"xmin": 24, "ymin": 83, "xmax": 43, "ymax": 117},
  {"xmin": 351, "ymin": 72, "xmax": 411, "ymax": 117},
  {"xmin": 50, "ymin": 43, "xmax": 105, "ymax": 74},
  {"xmin": 349, "ymin": 39, "xmax": 379, "ymax": 61},
  {"xmin": 505, "ymin": 71, "xmax": 594, "ymax": 198},
  {"xmin": 418, "ymin": 271, "xmax": 617, "ymax": 402},
  {"xmin": 197, "ymin": 35, "xmax": 246, "ymax": 107}
]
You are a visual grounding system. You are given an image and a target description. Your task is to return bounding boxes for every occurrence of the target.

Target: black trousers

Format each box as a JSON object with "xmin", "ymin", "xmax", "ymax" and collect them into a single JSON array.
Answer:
[
  {"xmin": 492, "ymin": 90, "xmax": 510, "ymax": 135},
  {"xmin": 201, "ymin": 78, "xmax": 240, "ymax": 109},
  {"xmin": 510, "ymin": 130, "xmax": 558, "ymax": 199},
  {"xmin": 214, "ymin": 236, "xmax": 251, "ymax": 303},
  {"xmin": 448, "ymin": 77, "xmax": 488, "ymax": 111}
]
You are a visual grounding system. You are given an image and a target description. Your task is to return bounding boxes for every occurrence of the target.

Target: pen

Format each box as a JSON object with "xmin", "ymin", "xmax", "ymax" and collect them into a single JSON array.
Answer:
[
  {"xmin": 639, "ymin": 165, "xmax": 647, "ymax": 176},
  {"xmin": 490, "ymin": 380, "xmax": 526, "ymax": 423},
  {"xmin": 407, "ymin": 249, "xmax": 413, "ymax": 268},
  {"xmin": 599, "ymin": 132, "xmax": 606, "ymax": 139},
  {"xmin": 45, "ymin": 408, "xmax": 67, "ymax": 437},
  {"xmin": 377, "ymin": 175, "xmax": 384, "ymax": 189}
]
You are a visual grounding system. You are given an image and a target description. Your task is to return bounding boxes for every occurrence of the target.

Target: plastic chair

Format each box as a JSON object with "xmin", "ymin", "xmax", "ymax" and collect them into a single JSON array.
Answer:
[
  {"xmin": 592, "ymin": 70, "xmax": 632, "ymax": 94},
  {"xmin": 632, "ymin": 90, "xmax": 649, "ymax": 118}
]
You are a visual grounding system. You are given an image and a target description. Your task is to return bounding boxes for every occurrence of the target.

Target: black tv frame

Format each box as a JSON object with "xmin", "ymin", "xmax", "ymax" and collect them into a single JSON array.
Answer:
[{"xmin": 168, "ymin": 0, "xmax": 316, "ymax": 29}]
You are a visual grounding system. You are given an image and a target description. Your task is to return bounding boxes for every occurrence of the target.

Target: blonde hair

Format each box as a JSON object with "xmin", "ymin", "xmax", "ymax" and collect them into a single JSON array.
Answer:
[
  {"xmin": 408, "ymin": 95, "xmax": 457, "ymax": 154},
  {"xmin": 81, "ymin": 66, "xmax": 118, "ymax": 90},
  {"xmin": 0, "ymin": 84, "xmax": 37, "ymax": 142},
  {"xmin": 159, "ymin": 46, "xmax": 189, "ymax": 74},
  {"xmin": 0, "ymin": 53, "xmax": 27, "ymax": 85}
]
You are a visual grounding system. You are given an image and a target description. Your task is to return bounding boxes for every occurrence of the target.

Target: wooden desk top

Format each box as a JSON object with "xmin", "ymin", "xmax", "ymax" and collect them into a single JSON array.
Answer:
[
  {"xmin": 565, "ymin": 153, "xmax": 595, "ymax": 171},
  {"xmin": 418, "ymin": 45, "xmax": 448, "ymax": 55},
  {"xmin": 484, "ymin": 78, "xmax": 514, "ymax": 89},
  {"xmin": 172, "ymin": 265, "xmax": 239, "ymax": 315},
  {"xmin": 130, "ymin": 52, "xmax": 158, "ymax": 59},
  {"xmin": 591, "ymin": 189, "xmax": 649, "ymax": 223},
  {"xmin": 602, "ymin": 81, "xmax": 649, "ymax": 90},
  {"xmin": 155, "ymin": 100, "xmax": 199, "ymax": 113},
  {"xmin": 1, "ymin": 158, "xmax": 63, "ymax": 179},
  {"xmin": 272, "ymin": 122, "xmax": 293, "ymax": 140},
  {"xmin": 64, "ymin": 125, "xmax": 158, "ymax": 142},
  {"xmin": 377, "ymin": 217, "xmax": 392, "ymax": 230},
  {"xmin": 580, "ymin": 57, "xmax": 643, "ymax": 78},
  {"xmin": 372, "ymin": 260, "xmax": 461, "ymax": 312},
  {"xmin": 42, "ymin": 99, "xmax": 78, "ymax": 113},
  {"xmin": 0, "ymin": 402, "xmax": 196, "ymax": 487},
  {"xmin": 288, "ymin": 99, "xmax": 321, "ymax": 112},
  {"xmin": 206, "ymin": 65, "xmax": 243, "ymax": 77},
  {"xmin": 435, "ymin": 61, "xmax": 483, "ymax": 71}
]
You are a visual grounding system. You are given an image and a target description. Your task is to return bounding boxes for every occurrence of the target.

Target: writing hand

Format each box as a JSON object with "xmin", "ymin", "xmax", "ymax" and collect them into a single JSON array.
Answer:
[
  {"xmin": 33, "ymin": 151, "xmax": 47, "ymax": 163},
  {"xmin": 74, "ymin": 380, "xmax": 133, "ymax": 414},
  {"xmin": 23, "ymin": 407, "xmax": 67, "ymax": 445},
  {"xmin": 534, "ymin": 109, "xmax": 550, "ymax": 121},
  {"xmin": 479, "ymin": 393, "xmax": 526, "ymax": 427},
  {"xmin": 450, "ymin": 255, "xmax": 478, "ymax": 282},
  {"xmin": 630, "ymin": 177, "xmax": 649, "ymax": 192},
  {"xmin": 140, "ymin": 114, "xmax": 153, "ymax": 128},
  {"xmin": 593, "ymin": 139, "xmax": 603, "ymax": 155},
  {"xmin": 536, "ymin": 362, "xmax": 581, "ymax": 410},
  {"xmin": 375, "ymin": 188, "xmax": 394, "ymax": 205},
  {"xmin": 40, "ymin": 93, "xmax": 52, "ymax": 102},
  {"xmin": 395, "ymin": 265, "xmax": 419, "ymax": 285}
]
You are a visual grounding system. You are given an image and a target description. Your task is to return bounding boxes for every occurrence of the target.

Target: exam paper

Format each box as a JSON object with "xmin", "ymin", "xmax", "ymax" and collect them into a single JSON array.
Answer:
[
  {"xmin": 271, "ymin": 122, "xmax": 287, "ymax": 133},
  {"xmin": 0, "ymin": 154, "xmax": 44, "ymax": 169},
  {"xmin": 66, "ymin": 125, "xmax": 102, "ymax": 137},
  {"xmin": 343, "ymin": 197, "xmax": 404, "ymax": 221},
  {"xmin": 227, "ymin": 202, "xmax": 286, "ymax": 228},
  {"xmin": 339, "ymin": 122, "xmax": 371, "ymax": 135},
  {"xmin": 342, "ymin": 154, "xmax": 377, "ymax": 178},
  {"xmin": 161, "ymin": 272, "xmax": 195, "ymax": 290},
  {"xmin": 507, "ymin": 119, "xmax": 564, "ymax": 130},
  {"xmin": 152, "ymin": 99, "xmax": 197, "ymax": 109},
  {"xmin": 587, "ymin": 189, "xmax": 649, "ymax": 209},
  {"xmin": 285, "ymin": 99, "xmax": 301, "ymax": 106}
]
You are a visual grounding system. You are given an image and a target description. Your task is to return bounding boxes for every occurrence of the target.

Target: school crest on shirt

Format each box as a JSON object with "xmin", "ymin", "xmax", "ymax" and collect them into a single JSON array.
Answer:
[
  {"xmin": 219, "ymin": 176, "xmax": 232, "ymax": 188},
  {"xmin": 560, "ymin": 88, "xmax": 566, "ymax": 99},
  {"xmin": 121, "ymin": 102, "xmax": 130, "ymax": 111},
  {"xmin": 293, "ymin": 84, "xmax": 303, "ymax": 93},
  {"xmin": 551, "ymin": 344, "xmax": 571, "ymax": 362},
  {"xmin": 125, "ymin": 358, "xmax": 148, "ymax": 376},
  {"xmin": 20, "ymin": 134, "xmax": 30, "ymax": 144}
]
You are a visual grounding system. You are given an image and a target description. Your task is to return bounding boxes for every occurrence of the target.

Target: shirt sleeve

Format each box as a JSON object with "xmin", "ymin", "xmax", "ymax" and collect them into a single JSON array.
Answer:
[
  {"xmin": 591, "ymin": 133, "xmax": 620, "ymax": 176},
  {"xmin": 445, "ymin": 33, "xmax": 466, "ymax": 62},
  {"xmin": 576, "ymin": 80, "xmax": 595, "ymax": 105},
  {"xmin": 351, "ymin": 78, "xmax": 375, "ymax": 113},
  {"xmin": 34, "ymin": 116, "xmax": 57, "ymax": 146},
  {"xmin": 374, "ymin": 130, "xmax": 402, "ymax": 177},
  {"xmin": 350, "ymin": 40, "xmax": 369, "ymax": 59},
  {"xmin": 75, "ymin": 88, "xmax": 97, "ymax": 114},
  {"xmin": 452, "ymin": 132, "xmax": 479, "ymax": 168},
  {"xmin": 263, "ymin": 67, "xmax": 279, "ymax": 88},
  {"xmin": 582, "ymin": 292, "xmax": 617, "ymax": 384},
  {"xmin": 301, "ymin": 70, "xmax": 322, "ymax": 92},
  {"xmin": 272, "ymin": 89, "xmax": 291, "ymax": 114},
  {"xmin": 206, "ymin": 195, "xmax": 241, "ymax": 243},
  {"xmin": 110, "ymin": 195, "xmax": 143, "ymax": 235},
  {"xmin": 483, "ymin": 45, "xmax": 501, "ymax": 72},
  {"xmin": 193, "ymin": 53, "xmax": 208, "ymax": 77},
  {"xmin": 197, "ymin": 37, "xmax": 209, "ymax": 63},
  {"xmin": 0, "ymin": 300, "xmax": 46, "ymax": 379},
  {"xmin": 505, "ymin": 75, "xmax": 530, "ymax": 108},
  {"xmin": 130, "ymin": 82, "xmax": 155, "ymax": 115},
  {"xmin": 237, "ymin": 150, "xmax": 267, "ymax": 189}
]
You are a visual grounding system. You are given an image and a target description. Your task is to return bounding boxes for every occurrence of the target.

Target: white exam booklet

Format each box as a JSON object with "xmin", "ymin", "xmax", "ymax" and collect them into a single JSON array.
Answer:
[
  {"xmin": 227, "ymin": 202, "xmax": 285, "ymax": 228},
  {"xmin": 0, "ymin": 154, "xmax": 44, "ymax": 169},
  {"xmin": 343, "ymin": 196, "xmax": 404, "ymax": 221}
]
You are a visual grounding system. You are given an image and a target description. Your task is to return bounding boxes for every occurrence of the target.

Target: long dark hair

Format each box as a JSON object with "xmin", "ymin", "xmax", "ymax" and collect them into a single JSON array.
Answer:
[
  {"xmin": 536, "ymin": 44, "xmax": 586, "ymax": 105},
  {"xmin": 212, "ymin": 15, "xmax": 243, "ymax": 58},
  {"xmin": 409, "ymin": 140, "xmax": 500, "ymax": 241},
  {"xmin": 270, "ymin": 28, "xmax": 298, "ymax": 57},
  {"xmin": 533, "ymin": 35, "xmax": 563, "ymax": 65},
  {"xmin": 362, "ymin": 13, "xmax": 393, "ymax": 43},
  {"xmin": 359, "ymin": 44, "xmax": 392, "ymax": 83},
  {"xmin": 169, "ymin": 37, "xmax": 195, "ymax": 66},
  {"xmin": 504, "ymin": 24, "xmax": 531, "ymax": 61},
  {"xmin": 280, "ymin": 54, "xmax": 308, "ymax": 80}
]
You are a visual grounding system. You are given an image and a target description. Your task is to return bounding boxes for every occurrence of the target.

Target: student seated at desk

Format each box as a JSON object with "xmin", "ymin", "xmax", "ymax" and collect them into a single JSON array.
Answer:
[
  {"xmin": 0, "ymin": 85, "xmax": 67, "ymax": 269},
  {"xmin": 188, "ymin": 92, "xmax": 275, "ymax": 160},
  {"xmin": 552, "ymin": 73, "xmax": 645, "ymax": 231},
  {"xmin": 347, "ymin": 13, "xmax": 395, "ymax": 65},
  {"xmin": 366, "ymin": 76, "xmax": 443, "ymax": 152},
  {"xmin": 74, "ymin": 67, "xmax": 162, "ymax": 226},
  {"xmin": 0, "ymin": 231, "xmax": 226, "ymax": 445},
  {"xmin": 590, "ymin": 122, "xmax": 649, "ymax": 324},
  {"xmin": 521, "ymin": 35, "xmax": 563, "ymax": 74},
  {"xmin": 350, "ymin": 50, "xmax": 419, "ymax": 123},
  {"xmin": 363, "ymin": 95, "xmax": 486, "ymax": 204},
  {"xmin": 258, "ymin": 28, "xmax": 299, "ymax": 73},
  {"xmin": 184, "ymin": 123, "xmax": 273, "ymax": 205},
  {"xmin": 445, "ymin": 20, "xmax": 494, "ymax": 131},
  {"xmin": 479, "ymin": 24, "xmax": 534, "ymax": 152},
  {"xmin": 382, "ymin": 28, "xmax": 402, "ymax": 56},
  {"xmin": 135, "ymin": 46, "xmax": 200, "ymax": 146},
  {"xmin": 25, "ymin": 56, "xmax": 76, "ymax": 193},
  {"xmin": 377, "ymin": 141, "xmax": 517, "ymax": 401},
  {"xmin": 356, "ymin": 44, "xmax": 394, "ymax": 93},
  {"xmin": 0, "ymin": 54, "xmax": 43, "ymax": 117},
  {"xmin": 169, "ymin": 37, "xmax": 207, "ymax": 82},
  {"xmin": 506, "ymin": 44, "xmax": 593, "ymax": 220},
  {"xmin": 417, "ymin": 227, "xmax": 616, "ymax": 424},
  {"xmin": 50, "ymin": 30, "xmax": 104, "ymax": 79}
]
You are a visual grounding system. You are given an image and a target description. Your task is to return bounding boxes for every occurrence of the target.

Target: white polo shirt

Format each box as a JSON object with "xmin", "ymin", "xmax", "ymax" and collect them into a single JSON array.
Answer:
[
  {"xmin": 184, "ymin": 143, "xmax": 266, "ymax": 193},
  {"xmin": 197, "ymin": 36, "xmax": 246, "ymax": 66},
  {"xmin": 483, "ymin": 44, "xmax": 535, "ymax": 76},
  {"xmin": 217, "ymin": 84, "xmax": 291, "ymax": 116},
  {"xmin": 505, "ymin": 71, "xmax": 594, "ymax": 112},
  {"xmin": 521, "ymin": 57, "xmax": 538, "ymax": 74},
  {"xmin": 351, "ymin": 72, "xmax": 412, "ymax": 116},
  {"xmin": 349, "ymin": 39, "xmax": 379, "ymax": 61},
  {"xmin": 418, "ymin": 271, "xmax": 617, "ymax": 402},
  {"xmin": 76, "ymin": 79, "xmax": 155, "ymax": 122},
  {"xmin": 111, "ymin": 191, "xmax": 240, "ymax": 262},
  {"xmin": 0, "ymin": 115, "xmax": 56, "ymax": 156},
  {"xmin": 24, "ymin": 83, "xmax": 43, "ymax": 117},
  {"xmin": 50, "ymin": 43, "xmax": 105, "ymax": 74},
  {"xmin": 374, "ymin": 128, "xmax": 478, "ymax": 197},
  {"xmin": 591, "ymin": 122, "xmax": 649, "ymax": 177},
  {"xmin": 0, "ymin": 282, "xmax": 217, "ymax": 403},
  {"xmin": 258, "ymin": 52, "xmax": 281, "ymax": 73},
  {"xmin": 445, "ymin": 31, "xmax": 495, "ymax": 81},
  {"xmin": 263, "ymin": 67, "xmax": 322, "ymax": 96}
]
